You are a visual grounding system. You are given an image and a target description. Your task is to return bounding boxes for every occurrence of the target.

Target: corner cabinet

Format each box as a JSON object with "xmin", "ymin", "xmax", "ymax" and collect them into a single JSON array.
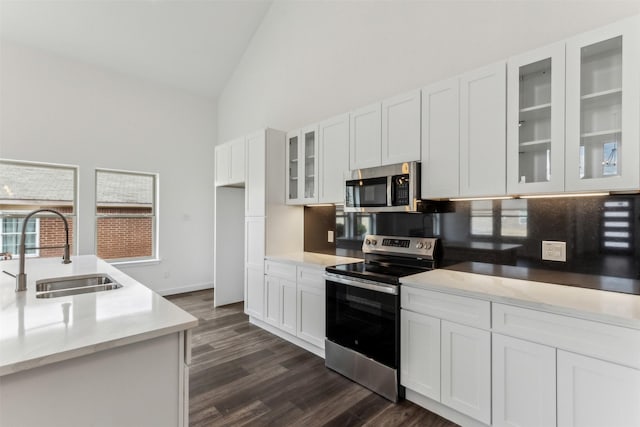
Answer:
[
  {"xmin": 215, "ymin": 137, "xmax": 245, "ymax": 187},
  {"xmin": 286, "ymin": 126, "xmax": 319, "ymax": 205},
  {"xmin": 507, "ymin": 43, "xmax": 566, "ymax": 195},
  {"xmin": 318, "ymin": 113, "xmax": 350, "ymax": 204},
  {"xmin": 459, "ymin": 61, "xmax": 507, "ymax": 198},
  {"xmin": 565, "ymin": 17, "xmax": 640, "ymax": 192}
]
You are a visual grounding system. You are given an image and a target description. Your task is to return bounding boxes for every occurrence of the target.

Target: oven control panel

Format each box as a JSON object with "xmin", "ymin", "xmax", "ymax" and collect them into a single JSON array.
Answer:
[{"xmin": 362, "ymin": 234, "xmax": 439, "ymax": 259}]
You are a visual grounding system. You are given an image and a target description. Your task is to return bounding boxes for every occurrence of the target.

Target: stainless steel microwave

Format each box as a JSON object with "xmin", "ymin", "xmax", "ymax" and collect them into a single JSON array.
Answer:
[{"xmin": 344, "ymin": 162, "xmax": 420, "ymax": 212}]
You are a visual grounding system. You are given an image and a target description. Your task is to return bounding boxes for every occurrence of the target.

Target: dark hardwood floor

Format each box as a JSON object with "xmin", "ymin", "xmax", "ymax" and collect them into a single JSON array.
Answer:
[{"xmin": 166, "ymin": 290, "xmax": 459, "ymax": 427}]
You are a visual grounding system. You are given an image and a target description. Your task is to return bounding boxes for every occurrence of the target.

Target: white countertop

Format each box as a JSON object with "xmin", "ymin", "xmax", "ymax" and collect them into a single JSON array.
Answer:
[
  {"xmin": 266, "ymin": 252, "xmax": 362, "ymax": 268},
  {"xmin": 0, "ymin": 255, "xmax": 198, "ymax": 376},
  {"xmin": 401, "ymin": 269, "xmax": 640, "ymax": 329}
]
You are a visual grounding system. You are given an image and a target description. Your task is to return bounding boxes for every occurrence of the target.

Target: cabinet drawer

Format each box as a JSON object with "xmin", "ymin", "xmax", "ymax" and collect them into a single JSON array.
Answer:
[
  {"xmin": 265, "ymin": 261, "xmax": 296, "ymax": 280},
  {"xmin": 297, "ymin": 266, "xmax": 324, "ymax": 289},
  {"xmin": 401, "ymin": 286, "xmax": 490, "ymax": 329},
  {"xmin": 493, "ymin": 303, "xmax": 640, "ymax": 369}
]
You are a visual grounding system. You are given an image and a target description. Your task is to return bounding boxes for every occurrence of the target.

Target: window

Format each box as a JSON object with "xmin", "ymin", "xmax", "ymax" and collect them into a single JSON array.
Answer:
[
  {"xmin": 1, "ymin": 218, "xmax": 39, "ymax": 257},
  {"xmin": 0, "ymin": 160, "xmax": 76, "ymax": 259},
  {"xmin": 95, "ymin": 169, "xmax": 157, "ymax": 261},
  {"xmin": 470, "ymin": 200, "xmax": 493, "ymax": 236},
  {"xmin": 601, "ymin": 199, "xmax": 632, "ymax": 252},
  {"xmin": 501, "ymin": 199, "xmax": 528, "ymax": 237}
]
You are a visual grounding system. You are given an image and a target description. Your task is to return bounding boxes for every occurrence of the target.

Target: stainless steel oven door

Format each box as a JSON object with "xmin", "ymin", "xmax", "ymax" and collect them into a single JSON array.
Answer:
[{"xmin": 324, "ymin": 274, "xmax": 399, "ymax": 369}]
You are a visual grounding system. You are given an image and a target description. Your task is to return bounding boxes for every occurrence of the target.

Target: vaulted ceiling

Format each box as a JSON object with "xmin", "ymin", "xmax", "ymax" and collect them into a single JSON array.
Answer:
[{"xmin": 0, "ymin": 0, "xmax": 273, "ymax": 98}]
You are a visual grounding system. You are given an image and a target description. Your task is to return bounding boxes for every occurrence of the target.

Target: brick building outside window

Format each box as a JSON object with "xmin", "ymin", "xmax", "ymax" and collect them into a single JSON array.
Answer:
[{"xmin": 1, "ymin": 161, "xmax": 157, "ymax": 262}]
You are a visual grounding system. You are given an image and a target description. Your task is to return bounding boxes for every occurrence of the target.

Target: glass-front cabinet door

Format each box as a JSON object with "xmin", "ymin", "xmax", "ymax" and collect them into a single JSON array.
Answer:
[
  {"xmin": 286, "ymin": 131, "xmax": 299, "ymax": 204},
  {"xmin": 565, "ymin": 17, "xmax": 640, "ymax": 192},
  {"xmin": 300, "ymin": 125, "xmax": 319, "ymax": 204},
  {"xmin": 286, "ymin": 126, "xmax": 319, "ymax": 205},
  {"xmin": 507, "ymin": 43, "xmax": 565, "ymax": 194}
]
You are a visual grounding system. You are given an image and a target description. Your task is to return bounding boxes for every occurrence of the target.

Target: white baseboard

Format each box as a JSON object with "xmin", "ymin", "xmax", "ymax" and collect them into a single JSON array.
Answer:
[
  {"xmin": 249, "ymin": 316, "xmax": 325, "ymax": 359},
  {"xmin": 158, "ymin": 282, "xmax": 214, "ymax": 296},
  {"xmin": 405, "ymin": 389, "xmax": 488, "ymax": 427}
]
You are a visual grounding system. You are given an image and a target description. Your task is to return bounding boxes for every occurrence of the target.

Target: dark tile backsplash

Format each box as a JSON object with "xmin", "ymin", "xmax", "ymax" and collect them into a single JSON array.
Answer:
[
  {"xmin": 304, "ymin": 194, "xmax": 640, "ymax": 280},
  {"xmin": 304, "ymin": 205, "xmax": 337, "ymax": 255}
]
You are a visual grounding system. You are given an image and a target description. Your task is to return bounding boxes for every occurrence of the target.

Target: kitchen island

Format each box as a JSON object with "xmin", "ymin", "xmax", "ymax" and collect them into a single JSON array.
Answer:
[{"xmin": 0, "ymin": 255, "xmax": 198, "ymax": 427}]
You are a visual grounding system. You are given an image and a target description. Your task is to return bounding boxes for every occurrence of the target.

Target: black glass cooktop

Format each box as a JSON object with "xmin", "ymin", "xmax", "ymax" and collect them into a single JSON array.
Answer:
[{"xmin": 326, "ymin": 261, "xmax": 429, "ymax": 285}]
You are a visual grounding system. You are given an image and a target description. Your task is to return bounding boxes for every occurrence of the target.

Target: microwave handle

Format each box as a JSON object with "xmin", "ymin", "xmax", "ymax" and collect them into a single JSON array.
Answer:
[{"xmin": 386, "ymin": 175, "xmax": 392, "ymax": 207}]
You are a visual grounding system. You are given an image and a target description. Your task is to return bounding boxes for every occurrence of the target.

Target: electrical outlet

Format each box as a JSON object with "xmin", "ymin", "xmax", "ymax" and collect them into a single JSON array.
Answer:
[
  {"xmin": 542, "ymin": 241, "xmax": 566, "ymax": 262},
  {"xmin": 327, "ymin": 230, "xmax": 334, "ymax": 243}
]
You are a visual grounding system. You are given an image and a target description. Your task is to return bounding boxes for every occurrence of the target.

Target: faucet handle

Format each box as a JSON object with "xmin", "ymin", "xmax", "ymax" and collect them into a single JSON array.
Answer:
[{"xmin": 2, "ymin": 270, "xmax": 16, "ymax": 278}]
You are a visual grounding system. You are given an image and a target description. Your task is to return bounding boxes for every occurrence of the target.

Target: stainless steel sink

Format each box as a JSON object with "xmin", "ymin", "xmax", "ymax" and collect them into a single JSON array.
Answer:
[{"xmin": 35, "ymin": 274, "xmax": 122, "ymax": 298}]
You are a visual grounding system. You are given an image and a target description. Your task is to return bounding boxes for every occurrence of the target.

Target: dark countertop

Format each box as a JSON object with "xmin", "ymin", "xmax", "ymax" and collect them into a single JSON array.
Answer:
[{"xmin": 445, "ymin": 262, "xmax": 640, "ymax": 296}]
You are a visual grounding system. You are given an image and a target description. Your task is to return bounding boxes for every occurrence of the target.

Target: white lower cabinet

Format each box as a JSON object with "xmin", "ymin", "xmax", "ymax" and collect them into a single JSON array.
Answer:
[
  {"xmin": 281, "ymin": 280, "xmax": 297, "ymax": 335},
  {"xmin": 244, "ymin": 217, "xmax": 266, "ymax": 319},
  {"xmin": 297, "ymin": 282, "xmax": 325, "ymax": 348},
  {"xmin": 492, "ymin": 334, "xmax": 556, "ymax": 427},
  {"xmin": 557, "ymin": 350, "xmax": 640, "ymax": 427},
  {"xmin": 441, "ymin": 320, "xmax": 491, "ymax": 425},
  {"xmin": 264, "ymin": 262, "xmax": 297, "ymax": 335},
  {"xmin": 264, "ymin": 275, "xmax": 280, "ymax": 326},
  {"xmin": 245, "ymin": 266, "xmax": 264, "ymax": 319},
  {"xmin": 263, "ymin": 262, "xmax": 326, "ymax": 352},
  {"xmin": 400, "ymin": 310, "xmax": 441, "ymax": 401},
  {"xmin": 401, "ymin": 285, "xmax": 491, "ymax": 425}
]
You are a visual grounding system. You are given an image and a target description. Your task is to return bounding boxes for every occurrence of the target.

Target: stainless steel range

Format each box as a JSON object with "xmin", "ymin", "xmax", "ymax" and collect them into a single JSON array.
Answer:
[{"xmin": 324, "ymin": 234, "xmax": 441, "ymax": 402}]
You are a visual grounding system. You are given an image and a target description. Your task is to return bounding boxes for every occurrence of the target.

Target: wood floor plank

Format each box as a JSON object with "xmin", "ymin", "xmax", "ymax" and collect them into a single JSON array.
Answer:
[{"xmin": 166, "ymin": 290, "xmax": 459, "ymax": 427}]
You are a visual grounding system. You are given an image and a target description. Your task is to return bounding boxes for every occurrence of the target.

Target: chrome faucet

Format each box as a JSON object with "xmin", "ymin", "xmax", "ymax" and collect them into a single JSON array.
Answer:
[{"xmin": 2, "ymin": 209, "xmax": 71, "ymax": 292}]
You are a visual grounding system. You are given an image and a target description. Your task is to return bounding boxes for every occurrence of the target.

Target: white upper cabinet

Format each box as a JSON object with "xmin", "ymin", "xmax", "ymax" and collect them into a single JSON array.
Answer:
[
  {"xmin": 459, "ymin": 61, "xmax": 507, "ymax": 197},
  {"xmin": 507, "ymin": 43, "xmax": 566, "ymax": 195},
  {"xmin": 300, "ymin": 125, "xmax": 319, "ymax": 204},
  {"xmin": 215, "ymin": 137, "xmax": 245, "ymax": 187},
  {"xmin": 565, "ymin": 16, "xmax": 640, "ymax": 192},
  {"xmin": 421, "ymin": 78, "xmax": 460, "ymax": 199},
  {"xmin": 245, "ymin": 131, "xmax": 266, "ymax": 217},
  {"xmin": 286, "ymin": 126, "xmax": 319, "ymax": 205},
  {"xmin": 350, "ymin": 102, "xmax": 382, "ymax": 169},
  {"xmin": 286, "ymin": 131, "xmax": 300, "ymax": 203},
  {"xmin": 318, "ymin": 113, "xmax": 350, "ymax": 204},
  {"xmin": 381, "ymin": 90, "xmax": 421, "ymax": 165}
]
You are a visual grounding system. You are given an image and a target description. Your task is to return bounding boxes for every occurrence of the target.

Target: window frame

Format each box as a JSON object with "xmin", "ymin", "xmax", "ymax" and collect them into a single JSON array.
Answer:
[
  {"xmin": 0, "ymin": 159, "xmax": 78, "ymax": 259},
  {"xmin": 94, "ymin": 168, "xmax": 159, "ymax": 263}
]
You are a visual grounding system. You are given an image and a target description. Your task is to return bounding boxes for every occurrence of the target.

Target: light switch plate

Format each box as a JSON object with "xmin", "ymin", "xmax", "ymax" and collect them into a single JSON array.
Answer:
[
  {"xmin": 328, "ymin": 230, "xmax": 334, "ymax": 243},
  {"xmin": 542, "ymin": 240, "xmax": 566, "ymax": 262}
]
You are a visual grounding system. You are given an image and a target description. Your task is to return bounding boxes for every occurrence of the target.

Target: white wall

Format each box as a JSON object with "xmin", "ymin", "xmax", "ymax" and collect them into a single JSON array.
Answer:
[
  {"xmin": 218, "ymin": 1, "xmax": 640, "ymax": 141},
  {"xmin": 0, "ymin": 41, "xmax": 217, "ymax": 295}
]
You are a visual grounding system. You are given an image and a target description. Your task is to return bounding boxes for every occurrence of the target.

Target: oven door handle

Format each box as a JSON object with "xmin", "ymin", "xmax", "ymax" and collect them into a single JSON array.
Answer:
[{"xmin": 323, "ymin": 273, "xmax": 398, "ymax": 295}]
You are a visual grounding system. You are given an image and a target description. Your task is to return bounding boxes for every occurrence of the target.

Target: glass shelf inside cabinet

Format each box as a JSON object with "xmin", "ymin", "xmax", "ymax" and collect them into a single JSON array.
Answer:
[
  {"xmin": 304, "ymin": 131, "xmax": 316, "ymax": 199},
  {"xmin": 289, "ymin": 136, "xmax": 299, "ymax": 199},
  {"xmin": 578, "ymin": 36, "xmax": 622, "ymax": 180},
  {"xmin": 518, "ymin": 57, "xmax": 552, "ymax": 184}
]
